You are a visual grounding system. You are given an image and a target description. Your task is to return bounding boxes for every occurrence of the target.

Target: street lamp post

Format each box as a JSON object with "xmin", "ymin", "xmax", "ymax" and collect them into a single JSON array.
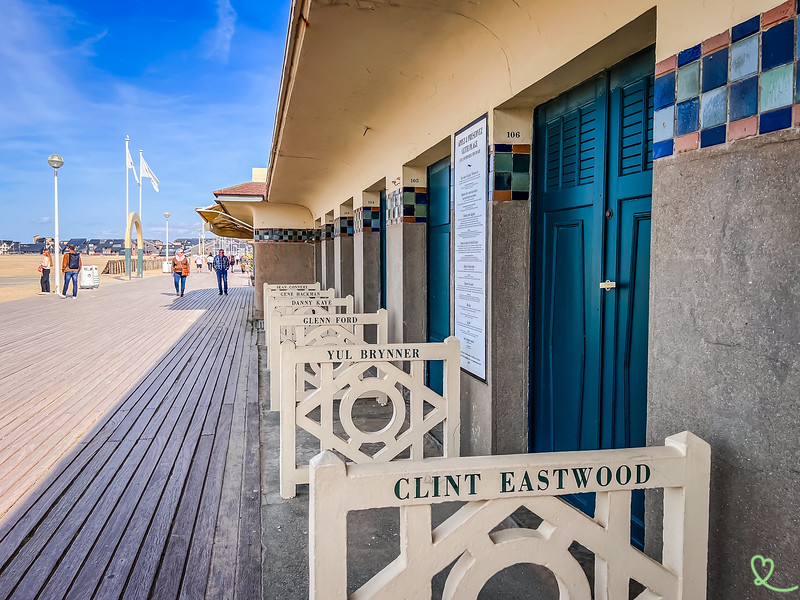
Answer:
[
  {"xmin": 164, "ymin": 211, "xmax": 171, "ymax": 267},
  {"xmin": 48, "ymin": 154, "xmax": 64, "ymax": 294}
]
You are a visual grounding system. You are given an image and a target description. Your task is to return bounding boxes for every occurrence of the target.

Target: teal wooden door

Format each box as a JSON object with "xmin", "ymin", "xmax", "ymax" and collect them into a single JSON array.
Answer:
[
  {"xmin": 427, "ymin": 158, "xmax": 451, "ymax": 394},
  {"xmin": 532, "ymin": 49, "xmax": 654, "ymax": 546}
]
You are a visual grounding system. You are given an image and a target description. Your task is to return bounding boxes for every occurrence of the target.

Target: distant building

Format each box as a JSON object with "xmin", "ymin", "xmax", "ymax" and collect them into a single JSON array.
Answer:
[{"xmin": 19, "ymin": 243, "xmax": 45, "ymax": 254}]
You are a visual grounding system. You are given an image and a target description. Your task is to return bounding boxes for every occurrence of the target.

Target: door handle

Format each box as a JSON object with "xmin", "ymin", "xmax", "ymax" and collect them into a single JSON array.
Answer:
[{"xmin": 599, "ymin": 280, "xmax": 616, "ymax": 291}]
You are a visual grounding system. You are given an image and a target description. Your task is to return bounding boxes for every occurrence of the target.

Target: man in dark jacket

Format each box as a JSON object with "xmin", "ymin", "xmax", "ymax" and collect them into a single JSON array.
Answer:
[
  {"xmin": 213, "ymin": 248, "xmax": 230, "ymax": 295},
  {"xmin": 60, "ymin": 244, "xmax": 82, "ymax": 298}
]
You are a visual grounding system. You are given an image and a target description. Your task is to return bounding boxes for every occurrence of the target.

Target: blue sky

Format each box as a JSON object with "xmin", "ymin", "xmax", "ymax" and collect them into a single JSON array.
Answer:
[{"xmin": 0, "ymin": 0, "xmax": 290, "ymax": 243}]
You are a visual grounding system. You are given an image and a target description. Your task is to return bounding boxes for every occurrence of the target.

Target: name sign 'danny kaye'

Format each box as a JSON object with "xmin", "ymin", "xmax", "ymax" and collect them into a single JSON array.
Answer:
[{"xmin": 394, "ymin": 461, "xmax": 652, "ymax": 501}]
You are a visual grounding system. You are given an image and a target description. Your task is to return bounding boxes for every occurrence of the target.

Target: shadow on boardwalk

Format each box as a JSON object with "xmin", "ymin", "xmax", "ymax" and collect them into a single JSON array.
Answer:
[{"xmin": 0, "ymin": 282, "xmax": 260, "ymax": 600}]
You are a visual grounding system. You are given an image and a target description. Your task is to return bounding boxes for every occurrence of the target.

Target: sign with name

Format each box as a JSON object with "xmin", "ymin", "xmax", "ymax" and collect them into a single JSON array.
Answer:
[
  {"xmin": 392, "ymin": 462, "xmax": 652, "ymax": 500},
  {"xmin": 454, "ymin": 115, "xmax": 488, "ymax": 381}
]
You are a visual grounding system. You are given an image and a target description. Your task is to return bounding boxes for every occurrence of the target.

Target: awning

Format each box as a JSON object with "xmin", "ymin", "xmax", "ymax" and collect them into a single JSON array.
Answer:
[{"xmin": 196, "ymin": 204, "xmax": 254, "ymax": 239}]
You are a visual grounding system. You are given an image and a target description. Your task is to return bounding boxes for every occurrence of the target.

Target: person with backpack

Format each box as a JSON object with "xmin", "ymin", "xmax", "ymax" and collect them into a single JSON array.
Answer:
[
  {"xmin": 60, "ymin": 244, "xmax": 82, "ymax": 298},
  {"xmin": 213, "ymin": 248, "xmax": 230, "ymax": 295}
]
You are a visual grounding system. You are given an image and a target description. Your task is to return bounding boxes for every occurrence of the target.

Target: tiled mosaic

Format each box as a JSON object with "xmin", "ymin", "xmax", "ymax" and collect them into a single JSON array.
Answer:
[
  {"xmin": 253, "ymin": 228, "xmax": 318, "ymax": 242},
  {"xmin": 320, "ymin": 223, "xmax": 334, "ymax": 241},
  {"xmin": 653, "ymin": 0, "xmax": 800, "ymax": 159},
  {"xmin": 333, "ymin": 216, "xmax": 354, "ymax": 238},
  {"xmin": 354, "ymin": 206, "xmax": 382, "ymax": 233},
  {"xmin": 491, "ymin": 143, "xmax": 531, "ymax": 201},
  {"xmin": 387, "ymin": 186, "xmax": 427, "ymax": 225}
]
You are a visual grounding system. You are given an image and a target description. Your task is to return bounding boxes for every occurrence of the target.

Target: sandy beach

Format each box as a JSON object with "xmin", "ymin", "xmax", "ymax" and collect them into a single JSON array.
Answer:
[{"xmin": 0, "ymin": 255, "xmax": 168, "ymax": 304}]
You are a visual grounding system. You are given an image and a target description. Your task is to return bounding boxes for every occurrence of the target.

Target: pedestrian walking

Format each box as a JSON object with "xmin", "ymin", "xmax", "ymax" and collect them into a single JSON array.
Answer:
[
  {"xmin": 213, "ymin": 248, "xmax": 230, "ymax": 295},
  {"xmin": 195, "ymin": 254, "xmax": 203, "ymax": 273},
  {"xmin": 60, "ymin": 244, "xmax": 81, "ymax": 298},
  {"xmin": 206, "ymin": 253, "xmax": 213, "ymax": 272},
  {"xmin": 39, "ymin": 248, "xmax": 52, "ymax": 294},
  {"xmin": 172, "ymin": 249, "xmax": 190, "ymax": 296}
]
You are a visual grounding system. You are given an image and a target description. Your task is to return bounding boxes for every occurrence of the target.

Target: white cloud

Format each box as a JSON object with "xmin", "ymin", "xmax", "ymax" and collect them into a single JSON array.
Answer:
[{"xmin": 206, "ymin": 0, "xmax": 237, "ymax": 62}]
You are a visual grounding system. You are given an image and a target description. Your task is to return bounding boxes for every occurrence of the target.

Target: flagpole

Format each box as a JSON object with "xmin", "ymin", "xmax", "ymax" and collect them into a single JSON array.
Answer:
[
  {"xmin": 138, "ymin": 149, "xmax": 143, "ymax": 224},
  {"xmin": 125, "ymin": 136, "xmax": 130, "ymax": 227}
]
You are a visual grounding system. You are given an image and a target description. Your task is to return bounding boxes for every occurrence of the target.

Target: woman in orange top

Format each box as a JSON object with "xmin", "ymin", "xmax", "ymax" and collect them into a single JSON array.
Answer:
[{"xmin": 171, "ymin": 249, "xmax": 190, "ymax": 297}]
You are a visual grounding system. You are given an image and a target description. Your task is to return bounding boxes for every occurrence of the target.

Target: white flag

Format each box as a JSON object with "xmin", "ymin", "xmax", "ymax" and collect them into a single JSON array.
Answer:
[
  {"xmin": 140, "ymin": 154, "xmax": 159, "ymax": 192},
  {"xmin": 126, "ymin": 145, "xmax": 140, "ymax": 185}
]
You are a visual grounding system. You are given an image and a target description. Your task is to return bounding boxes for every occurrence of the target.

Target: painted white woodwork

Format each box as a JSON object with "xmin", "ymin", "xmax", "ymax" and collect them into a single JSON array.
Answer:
[
  {"xmin": 264, "ymin": 293, "xmax": 352, "ymax": 343},
  {"xmin": 268, "ymin": 309, "xmax": 389, "ymax": 411},
  {"xmin": 279, "ymin": 337, "xmax": 462, "ymax": 499},
  {"xmin": 309, "ymin": 432, "xmax": 711, "ymax": 600}
]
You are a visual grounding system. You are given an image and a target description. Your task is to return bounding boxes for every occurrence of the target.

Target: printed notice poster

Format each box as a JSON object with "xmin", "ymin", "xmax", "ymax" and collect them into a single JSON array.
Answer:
[{"xmin": 454, "ymin": 115, "xmax": 488, "ymax": 380}]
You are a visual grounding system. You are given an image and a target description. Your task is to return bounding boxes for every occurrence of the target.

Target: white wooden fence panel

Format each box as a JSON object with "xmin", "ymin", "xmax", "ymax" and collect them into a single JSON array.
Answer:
[
  {"xmin": 279, "ymin": 338, "xmax": 461, "ymax": 499},
  {"xmin": 264, "ymin": 293, "xmax": 352, "ymax": 343},
  {"xmin": 268, "ymin": 309, "xmax": 389, "ymax": 411},
  {"xmin": 309, "ymin": 432, "xmax": 711, "ymax": 600}
]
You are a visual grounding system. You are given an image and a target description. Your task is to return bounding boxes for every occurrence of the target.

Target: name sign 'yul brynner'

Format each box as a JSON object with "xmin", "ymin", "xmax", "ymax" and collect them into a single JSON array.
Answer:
[{"xmin": 394, "ymin": 462, "xmax": 652, "ymax": 500}]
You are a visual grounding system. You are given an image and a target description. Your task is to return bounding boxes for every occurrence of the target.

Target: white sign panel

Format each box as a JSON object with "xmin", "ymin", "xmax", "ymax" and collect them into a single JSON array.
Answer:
[{"xmin": 454, "ymin": 115, "xmax": 488, "ymax": 380}]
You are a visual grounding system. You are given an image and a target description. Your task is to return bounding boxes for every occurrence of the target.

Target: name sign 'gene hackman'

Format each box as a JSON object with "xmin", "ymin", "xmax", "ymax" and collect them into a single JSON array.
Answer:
[{"xmin": 393, "ymin": 463, "xmax": 652, "ymax": 501}]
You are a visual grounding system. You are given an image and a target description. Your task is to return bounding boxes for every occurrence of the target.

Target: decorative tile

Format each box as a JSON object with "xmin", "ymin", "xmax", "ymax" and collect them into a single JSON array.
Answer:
[
  {"xmin": 655, "ymin": 55, "xmax": 677, "ymax": 76},
  {"xmin": 729, "ymin": 76, "xmax": 759, "ymax": 121},
  {"xmin": 512, "ymin": 153, "xmax": 530, "ymax": 172},
  {"xmin": 759, "ymin": 106, "xmax": 792, "ymax": 132},
  {"xmin": 796, "ymin": 69, "xmax": 800, "ymax": 102},
  {"xmin": 702, "ymin": 48, "xmax": 728, "ymax": 92},
  {"xmin": 653, "ymin": 139, "xmax": 674, "ymax": 159},
  {"xmin": 675, "ymin": 132, "xmax": 699, "ymax": 153},
  {"xmin": 797, "ymin": 16, "xmax": 800, "ymax": 58},
  {"xmin": 654, "ymin": 106, "xmax": 675, "ymax": 142},
  {"xmin": 794, "ymin": 104, "xmax": 800, "ymax": 126},
  {"xmin": 494, "ymin": 172, "xmax": 511, "ymax": 191},
  {"xmin": 703, "ymin": 30, "xmax": 731, "ymax": 55},
  {"xmin": 494, "ymin": 143, "xmax": 513, "ymax": 152},
  {"xmin": 732, "ymin": 15, "xmax": 760, "ymax": 42},
  {"xmin": 494, "ymin": 152, "xmax": 512, "ymax": 172},
  {"xmin": 512, "ymin": 144, "xmax": 531, "ymax": 153},
  {"xmin": 254, "ymin": 228, "xmax": 318, "ymax": 242},
  {"xmin": 511, "ymin": 171, "xmax": 529, "ymax": 191},
  {"xmin": 760, "ymin": 64, "xmax": 794, "ymax": 112},
  {"xmin": 762, "ymin": 0, "xmax": 795, "ymax": 27},
  {"xmin": 762, "ymin": 19, "xmax": 795, "ymax": 70},
  {"xmin": 676, "ymin": 62, "xmax": 700, "ymax": 101},
  {"xmin": 677, "ymin": 44, "xmax": 701, "ymax": 67},
  {"xmin": 701, "ymin": 87, "xmax": 727, "ymax": 128},
  {"xmin": 730, "ymin": 35, "xmax": 759, "ymax": 81},
  {"xmin": 654, "ymin": 72, "xmax": 676, "ymax": 109},
  {"xmin": 512, "ymin": 191, "xmax": 529, "ymax": 200},
  {"xmin": 676, "ymin": 98, "xmax": 700, "ymax": 136},
  {"xmin": 728, "ymin": 116, "xmax": 758, "ymax": 140},
  {"xmin": 700, "ymin": 125, "xmax": 727, "ymax": 147}
]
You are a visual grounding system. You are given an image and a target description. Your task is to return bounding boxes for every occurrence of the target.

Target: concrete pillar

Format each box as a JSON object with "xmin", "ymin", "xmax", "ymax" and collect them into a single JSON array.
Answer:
[
  {"xmin": 353, "ymin": 226, "xmax": 380, "ymax": 313},
  {"xmin": 385, "ymin": 202, "xmax": 426, "ymax": 344},
  {"xmin": 314, "ymin": 234, "xmax": 323, "ymax": 284},
  {"xmin": 253, "ymin": 240, "xmax": 315, "ymax": 319}
]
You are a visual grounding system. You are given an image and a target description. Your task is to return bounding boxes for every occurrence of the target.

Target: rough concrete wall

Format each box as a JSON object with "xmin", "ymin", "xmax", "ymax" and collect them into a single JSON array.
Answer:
[
  {"xmin": 314, "ymin": 242, "xmax": 322, "ymax": 284},
  {"xmin": 490, "ymin": 200, "xmax": 531, "ymax": 455},
  {"xmin": 385, "ymin": 223, "xmax": 426, "ymax": 344},
  {"xmin": 323, "ymin": 239, "xmax": 335, "ymax": 290},
  {"xmin": 253, "ymin": 242, "xmax": 315, "ymax": 319},
  {"xmin": 647, "ymin": 131, "xmax": 800, "ymax": 594},
  {"xmin": 334, "ymin": 235, "xmax": 355, "ymax": 298},
  {"xmin": 354, "ymin": 232, "xmax": 381, "ymax": 341}
]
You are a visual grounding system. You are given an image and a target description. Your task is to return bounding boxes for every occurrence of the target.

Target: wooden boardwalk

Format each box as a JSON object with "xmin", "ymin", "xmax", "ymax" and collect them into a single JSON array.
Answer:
[{"xmin": 0, "ymin": 271, "xmax": 260, "ymax": 599}]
